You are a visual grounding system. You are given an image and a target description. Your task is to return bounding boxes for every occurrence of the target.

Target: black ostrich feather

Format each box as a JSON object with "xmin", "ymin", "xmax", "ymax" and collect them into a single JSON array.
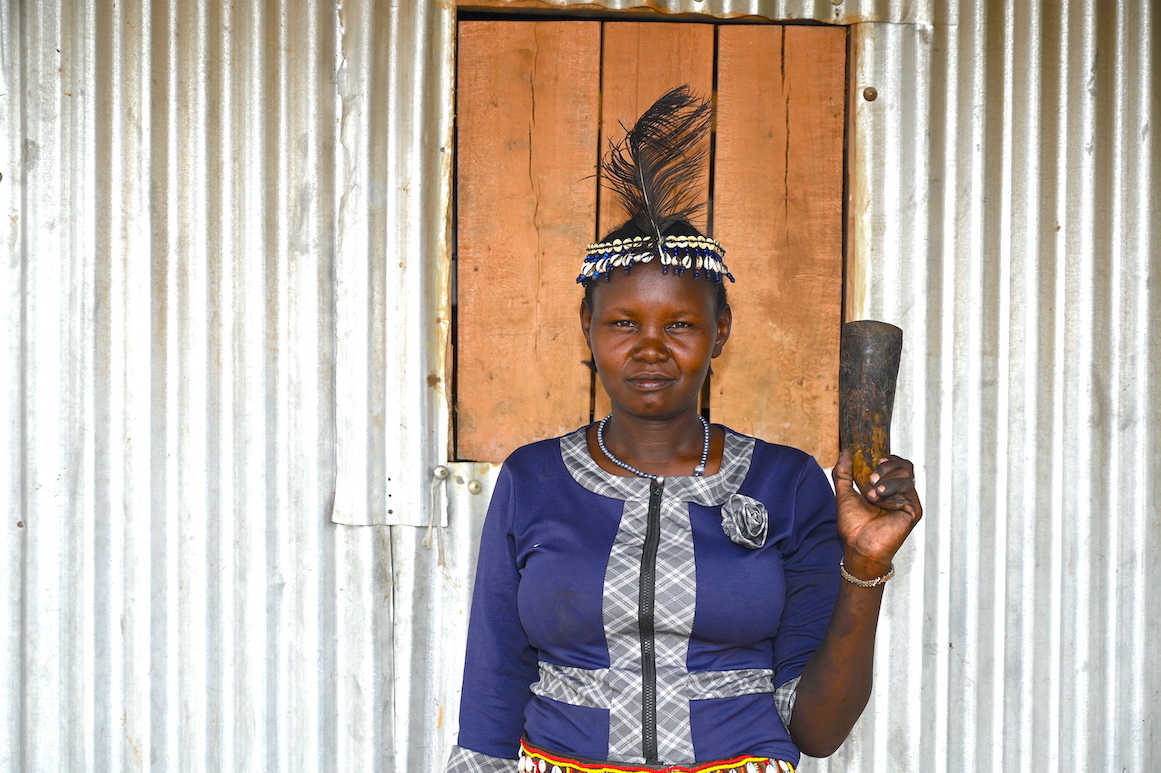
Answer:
[{"xmin": 601, "ymin": 86, "xmax": 713, "ymax": 253}]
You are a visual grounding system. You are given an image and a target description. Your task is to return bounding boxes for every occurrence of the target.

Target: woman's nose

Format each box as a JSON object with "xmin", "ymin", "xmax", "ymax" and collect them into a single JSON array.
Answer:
[{"xmin": 632, "ymin": 328, "xmax": 670, "ymax": 361}]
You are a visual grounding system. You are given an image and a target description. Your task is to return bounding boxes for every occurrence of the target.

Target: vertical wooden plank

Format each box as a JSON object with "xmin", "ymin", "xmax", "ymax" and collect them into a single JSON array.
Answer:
[
  {"xmin": 593, "ymin": 22, "xmax": 716, "ymax": 417},
  {"xmin": 712, "ymin": 25, "xmax": 846, "ymax": 464},
  {"xmin": 597, "ymin": 23, "xmax": 716, "ymax": 237},
  {"xmin": 456, "ymin": 21, "xmax": 600, "ymax": 462}
]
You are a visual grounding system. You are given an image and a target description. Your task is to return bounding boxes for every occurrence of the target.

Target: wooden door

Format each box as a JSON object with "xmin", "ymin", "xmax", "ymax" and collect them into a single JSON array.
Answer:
[{"xmin": 456, "ymin": 20, "xmax": 846, "ymax": 465}]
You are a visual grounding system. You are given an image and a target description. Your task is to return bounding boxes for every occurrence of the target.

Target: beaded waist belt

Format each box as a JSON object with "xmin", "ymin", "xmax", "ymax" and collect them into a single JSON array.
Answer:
[{"xmin": 518, "ymin": 739, "xmax": 795, "ymax": 773}]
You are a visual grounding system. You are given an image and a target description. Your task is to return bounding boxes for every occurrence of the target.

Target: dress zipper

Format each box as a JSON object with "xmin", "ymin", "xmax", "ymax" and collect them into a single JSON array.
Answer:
[{"xmin": 639, "ymin": 477, "xmax": 664, "ymax": 764}]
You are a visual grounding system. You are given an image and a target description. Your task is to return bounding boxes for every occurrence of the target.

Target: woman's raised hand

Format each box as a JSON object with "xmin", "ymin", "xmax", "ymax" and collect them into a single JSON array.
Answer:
[
  {"xmin": 791, "ymin": 450, "xmax": 925, "ymax": 754},
  {"xmin": 831, "ymin": 450, "xmax": 923, "ymax": 578}
]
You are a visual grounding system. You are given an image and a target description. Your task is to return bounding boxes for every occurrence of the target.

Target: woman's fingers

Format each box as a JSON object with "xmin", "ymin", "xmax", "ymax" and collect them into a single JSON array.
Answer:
[
  {"xmin": 831, "ymin": 449, "xmax": 864, "ymax": 505},
  {"xmin": 865, "ymin": 455, "xmax": 922, "ymax": 518},
  {"xmin": 832, "ymin": 451, "xmax": 923, "ymax": 515},
  {"xmin": 866, "ymin": 474, "xmax": 913, "ymax": 501},
  {"xmin": 867, "ymin": 456, "xmax": 912, "ymax": 485},
  {"xmin": 831, "ymin": 451, "xmax": 924, "ymax": 567}
]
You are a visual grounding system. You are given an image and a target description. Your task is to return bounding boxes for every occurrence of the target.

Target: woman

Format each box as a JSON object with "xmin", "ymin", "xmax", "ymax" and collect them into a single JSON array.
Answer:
[{"xmin": 445, "ymin": 87, "xmax": 922, "ymax": 773}]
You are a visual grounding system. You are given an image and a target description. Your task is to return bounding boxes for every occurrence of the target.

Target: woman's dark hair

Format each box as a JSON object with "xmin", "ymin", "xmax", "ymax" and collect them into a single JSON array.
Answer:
[{"xmin": 580, "ymin": 219, "xmax": 729, "ymax": 319}]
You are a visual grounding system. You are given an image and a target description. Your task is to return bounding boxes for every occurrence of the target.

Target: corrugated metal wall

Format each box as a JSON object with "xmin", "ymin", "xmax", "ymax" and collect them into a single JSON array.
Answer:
[
  {"xmin": 841, "ymin": 4, "xmax": 1159, "ymax": 770},
  {"xmin": 1, "ymin": 1, "xmax": 450, "ymax": 769},
  {"xmin": 3, "ymin": 1, "xmax": 1157, "ymax": 772}
]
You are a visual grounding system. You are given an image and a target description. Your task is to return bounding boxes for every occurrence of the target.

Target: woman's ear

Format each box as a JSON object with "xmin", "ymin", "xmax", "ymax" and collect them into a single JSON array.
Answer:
[
  {"xmin": 579, "ymin": 300, "xmax": 598, "ymax": 372},
  {"xmin": 580, "ymin": 299, "xmax": 593, "ymax": 348},
  {"xmin": 711, "ymin": 304, "xmax": 733, "ymax": 358}
]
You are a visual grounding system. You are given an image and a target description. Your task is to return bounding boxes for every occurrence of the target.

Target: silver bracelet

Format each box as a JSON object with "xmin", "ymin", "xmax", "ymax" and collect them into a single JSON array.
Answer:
[{"xmin": 840, "ymin": 558, "xmax": 895, "ymax": 588}]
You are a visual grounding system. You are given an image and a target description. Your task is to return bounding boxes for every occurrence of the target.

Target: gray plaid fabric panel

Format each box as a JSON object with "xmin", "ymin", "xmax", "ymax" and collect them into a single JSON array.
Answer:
[
  {"xmin": 602, "ymin": 496, "xmax": 649, "ymax": 761},
  {"xmin": 555, "ymin": 426, "xmax": 769, "ymax": 766},
  {"xmin": 773, "ymin": 676, "xmax": 801, "ymax": 730},
  {"xmin": 651, "ymin": 494, "xmax": 698, "ymax": 764},
  {"xmin": 560, "ymin": 427, "xmax": 755, "ymax": 507},
  {"xmin": 559, "ymin": 429, "xmax": 648, "ymax": 502},
  {"xmin": 602, "ymin": 496, "xmax": 648, "ymax": 667},
  {"xmin": 533, "ymin": 662, "xmax": 640, "ymax": 708},
  {"xmin": 534, "ymin": 664, "xmax": 776, "ymax": 707},
  {"xmin": 444, "ymin": 745, "xmax": 517, "ymax": 773},
  {"xmin": 683, "ymin": 668, "xmax": 774, "ymax": 700}
]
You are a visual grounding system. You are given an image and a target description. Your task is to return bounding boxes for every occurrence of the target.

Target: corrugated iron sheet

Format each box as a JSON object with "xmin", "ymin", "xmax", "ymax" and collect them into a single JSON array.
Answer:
[
  {"xmin": 1, "ymin": 0, "xmax": 447, "ymax": 768},
  {"xmin": 332, "ymin": 0, "xmax": 454, "ymax": 528},
  {"xmin": 459, "ymin": 0, "xmax": 938, "ymax": 25},
  {"xmin": 3, "ymin": 1, "xmax": 1158, "ymax": 772},
  {"xmin": 833, "ymin": 4, "xmax": 1159, "ymax": 771}
]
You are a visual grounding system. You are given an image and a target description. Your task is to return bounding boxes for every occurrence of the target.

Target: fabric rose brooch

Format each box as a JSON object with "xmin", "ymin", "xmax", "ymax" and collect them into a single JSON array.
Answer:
[{"xmin": 720, "ymin": 494, "xmax": 768, "ymax": 549}]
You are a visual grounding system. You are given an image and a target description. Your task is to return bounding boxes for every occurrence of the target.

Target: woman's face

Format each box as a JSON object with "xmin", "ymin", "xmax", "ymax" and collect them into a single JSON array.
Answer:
[{"xmin": 580, "ymin": 262, "xmax": 732, "ymax": 422}]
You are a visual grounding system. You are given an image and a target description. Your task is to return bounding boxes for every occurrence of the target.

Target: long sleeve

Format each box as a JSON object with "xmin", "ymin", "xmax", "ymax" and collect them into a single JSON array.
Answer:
[
  {"xmin": 771, "ymin": 459, "xmax": 842, "ymax": 689},
  {"xmin": 452, "ymin": 463, "xmax": 539, "ymax": 762}
]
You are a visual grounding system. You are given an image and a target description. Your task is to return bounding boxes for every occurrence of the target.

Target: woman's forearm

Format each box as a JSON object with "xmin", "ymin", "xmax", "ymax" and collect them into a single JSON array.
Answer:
[{"xmin": 788, "ymin": 555, "xmax": 890, "ymax": 757}]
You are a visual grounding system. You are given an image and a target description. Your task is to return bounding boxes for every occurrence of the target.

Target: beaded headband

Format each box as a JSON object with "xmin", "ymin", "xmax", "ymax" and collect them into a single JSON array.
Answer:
[
  {"xmin": 577, "ymin": 86, "xmax": 734, "ymax": 286},
  {"xmin": 576, "ymin": 233, "xmax": 733, "ymax": 283}
]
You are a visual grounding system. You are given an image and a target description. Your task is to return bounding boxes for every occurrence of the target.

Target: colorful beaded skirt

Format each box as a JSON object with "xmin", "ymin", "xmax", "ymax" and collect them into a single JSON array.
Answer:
[{"xmin": 518, "ymin": 739, "xmax": 795, "ymax": 773}]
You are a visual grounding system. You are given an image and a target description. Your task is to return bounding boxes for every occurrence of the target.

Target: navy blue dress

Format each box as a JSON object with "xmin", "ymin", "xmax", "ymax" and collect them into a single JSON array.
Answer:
[{"xmin": 447, "ymin": 426, "xmax": 840, "ymax": 772}]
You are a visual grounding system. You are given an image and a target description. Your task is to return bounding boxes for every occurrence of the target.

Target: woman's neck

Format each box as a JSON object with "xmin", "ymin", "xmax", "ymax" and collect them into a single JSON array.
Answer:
[{"xmin": 587, "ymin": 410, "xmax": 723, "ymax": 478}]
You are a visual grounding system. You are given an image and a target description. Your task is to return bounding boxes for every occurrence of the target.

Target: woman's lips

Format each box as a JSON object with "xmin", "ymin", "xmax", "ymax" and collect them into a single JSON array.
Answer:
[{"xmin": 627, "ymin": 375, "xmax": 674, "ymax": 390}]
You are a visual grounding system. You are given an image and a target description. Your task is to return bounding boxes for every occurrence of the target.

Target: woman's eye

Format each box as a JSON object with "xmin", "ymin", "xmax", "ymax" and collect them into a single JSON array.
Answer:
[
  {"xmin": 611, "ymin": 320, "xmax": 635, "ymax": 328},
  {"xmin": 668, "ymin": 321, "xmax": 693, "ymax": 330}
]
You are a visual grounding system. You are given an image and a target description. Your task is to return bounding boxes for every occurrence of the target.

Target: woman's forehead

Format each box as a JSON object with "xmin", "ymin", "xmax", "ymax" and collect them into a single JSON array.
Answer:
[{"xmin": 588, "ymin": 261, "xmax": 719, "ymax": 310}]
